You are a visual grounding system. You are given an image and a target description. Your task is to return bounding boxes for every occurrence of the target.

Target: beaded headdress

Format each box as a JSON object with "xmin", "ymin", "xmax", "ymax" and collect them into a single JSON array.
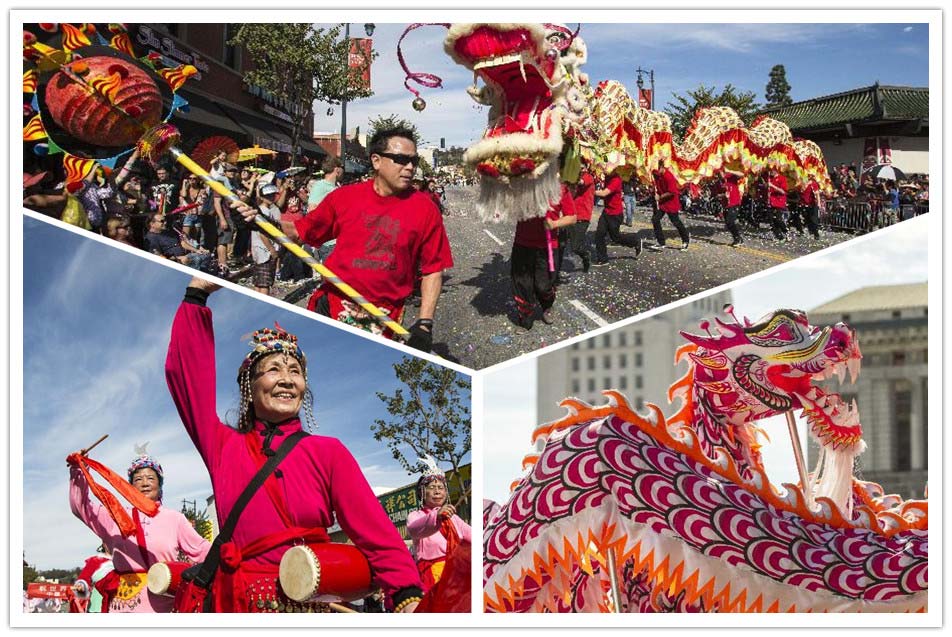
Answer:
[
  {"xmin": 236, "ymin": 325, "xmax": 307, "ymax": 383},
  {"xmin": 416, "ymin": 455, "xmax": 447, "ymax": 502},
  {"xmin": 127, "ymin": 442, "xmax": 164, "ymax": 488}
]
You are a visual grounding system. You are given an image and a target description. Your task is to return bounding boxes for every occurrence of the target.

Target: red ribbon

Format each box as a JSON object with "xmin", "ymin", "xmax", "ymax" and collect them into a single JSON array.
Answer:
[
  {"xmin": 220, "ymin": 541, "xmax": 243, "ymax": 569},
  {"xmin": 67, "ymin": 453, "xmax": 158, "ymax": 537}
]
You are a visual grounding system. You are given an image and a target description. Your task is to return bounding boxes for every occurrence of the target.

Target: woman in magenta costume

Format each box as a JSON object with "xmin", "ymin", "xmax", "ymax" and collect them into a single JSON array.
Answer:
[
  {"xmin": 165, "ymin": 276, "xmax": 423, "ymax": 613},
  {"xmin": 68, "ymin": 447, "xmax": 211, "ymax": 612},
  {"xmin": 406, "ymin": 457, "xmax": 472, "ymax": 593}
]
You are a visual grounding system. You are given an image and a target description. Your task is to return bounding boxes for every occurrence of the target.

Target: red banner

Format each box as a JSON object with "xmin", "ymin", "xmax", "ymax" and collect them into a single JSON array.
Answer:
[
  {"xmin": 348, "ymin": 38, "xmax": 372, "ymax": 90},
  {"xmin": 862, "ymin": 137, "xmax": 878, "ymax": 170},
  {"xmin": 27, "ymin": 582, "xmax": 74, "ymax": 600},
  {"xmin": 638, "ymin": 88, "xmax": 653, "ymax": 109},
  {"xmin": 878, "ymin": 137, "xmax": 892, "ymax": 164}
]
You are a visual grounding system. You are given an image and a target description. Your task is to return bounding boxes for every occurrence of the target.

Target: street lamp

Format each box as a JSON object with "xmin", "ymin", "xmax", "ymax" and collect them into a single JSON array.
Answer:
[
  {"xmin": 635, "ymin": 66, "xmax": 655, "ymax": 110},
  {"xmin": 339, "ymin": 23, "xmax": 376, "ymax": 168}
]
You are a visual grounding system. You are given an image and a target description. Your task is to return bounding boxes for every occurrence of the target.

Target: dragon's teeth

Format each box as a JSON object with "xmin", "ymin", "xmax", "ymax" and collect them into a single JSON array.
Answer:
[
  {"xmin": 835, "ymin": 363, "xmax": 846, "ymax": 384},
  {"xmin": 847, "ymin": 356, "xmax": 861, "ymax": 384}
]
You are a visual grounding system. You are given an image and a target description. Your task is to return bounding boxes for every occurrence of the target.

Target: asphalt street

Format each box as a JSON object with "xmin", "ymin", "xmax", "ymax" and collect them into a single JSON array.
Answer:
[{"xmin": 253, "ymin": 185, "xmax": 869, "ymax": 370}]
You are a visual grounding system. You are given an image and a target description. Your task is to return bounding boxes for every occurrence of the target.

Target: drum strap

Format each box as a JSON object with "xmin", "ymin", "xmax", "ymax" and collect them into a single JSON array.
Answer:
[{"xmin": 188, "ymin": 431, "xmax": 308, "ymax": 591}]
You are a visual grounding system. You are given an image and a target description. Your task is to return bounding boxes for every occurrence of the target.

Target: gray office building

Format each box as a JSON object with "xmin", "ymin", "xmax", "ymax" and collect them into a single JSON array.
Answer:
[
  {"xmin": 809, "ymin": 282, "xmax": 928, "ymax": 499},
  {"xmin": 537, "ymin": 292, "xmax": 733, "ymax": 425}
]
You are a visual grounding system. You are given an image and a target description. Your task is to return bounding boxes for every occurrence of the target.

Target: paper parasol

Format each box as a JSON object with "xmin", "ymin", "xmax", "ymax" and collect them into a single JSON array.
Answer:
[{"xmin": 191, "ymin": 135, "xmax": 240, "ymax": 171}]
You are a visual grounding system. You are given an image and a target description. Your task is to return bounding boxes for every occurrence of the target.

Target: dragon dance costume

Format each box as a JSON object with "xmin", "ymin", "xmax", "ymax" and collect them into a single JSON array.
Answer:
[{"xmin": 165, "ymin": 290, "xmax": 423, "ymax": 612}]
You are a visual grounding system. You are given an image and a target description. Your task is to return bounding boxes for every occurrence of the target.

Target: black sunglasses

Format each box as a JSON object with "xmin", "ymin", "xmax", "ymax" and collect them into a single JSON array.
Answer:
[{"xmin": 377, "ymin": 152, "xmax": 421, "ymax": 167}]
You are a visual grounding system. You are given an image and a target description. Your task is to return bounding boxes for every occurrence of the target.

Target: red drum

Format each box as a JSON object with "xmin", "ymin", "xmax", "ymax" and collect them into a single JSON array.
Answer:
[
  {"xmin": 147, "ymin": 561, "xmax": 191, "ymax": 597},
  {"xmin": 279, "ymin": 543, "xmax": 372, "ymax": 603}
]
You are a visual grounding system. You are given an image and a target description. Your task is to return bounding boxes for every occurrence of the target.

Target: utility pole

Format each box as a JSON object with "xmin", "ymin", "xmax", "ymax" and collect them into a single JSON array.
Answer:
[{"xmin": 339, "ymin": 23, "xmax": 350, "ymax": 169}]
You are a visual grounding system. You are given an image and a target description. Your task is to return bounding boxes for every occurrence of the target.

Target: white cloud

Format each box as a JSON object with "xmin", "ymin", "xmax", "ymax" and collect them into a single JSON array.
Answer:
[{"xmin": 903, "ymin": 26, "xmax": 914, "ymax": 33}]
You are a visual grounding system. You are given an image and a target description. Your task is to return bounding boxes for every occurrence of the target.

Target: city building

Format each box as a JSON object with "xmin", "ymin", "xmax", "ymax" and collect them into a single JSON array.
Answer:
[
  {"xmin": 809, "ymin": 282, "xmax": 928, "ymax": 499},
  {"xmin": 537, "ymin": 292, "xmax": 733, "ymax": 425},
  {"xmin": 759, "ymin": 84, "xmax": 929, "ymax": 175}
]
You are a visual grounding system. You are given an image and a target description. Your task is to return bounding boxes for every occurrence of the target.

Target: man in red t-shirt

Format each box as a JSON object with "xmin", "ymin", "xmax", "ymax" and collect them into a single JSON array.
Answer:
[
  {"xmin": 718, "ymin": 167, "xmax": 745, "ymax": 246},
  {"xmin": 649, "ymin": 160, "xmax": 691, "ymax": 251},
  {"xmin": 798, "ymin": 177, "xmax": 821, "ymax": 239},
  {"xmin": 237, "ymin": 126, "xmax": 453, "ymax": 352},
  {"xmin": 592, "ymin": 168, "xmax": 643, "ymax": 265},
  {"xmin": 511, "ymin": 183, "xmax": 577, "ymax": 329},
  {"xmin": 766, "ymin": 167, "xmax": 790, "ymax": 241},
  {"xmin": 557, "ymin": 168, "xmax": 595, "ymax": 279}
]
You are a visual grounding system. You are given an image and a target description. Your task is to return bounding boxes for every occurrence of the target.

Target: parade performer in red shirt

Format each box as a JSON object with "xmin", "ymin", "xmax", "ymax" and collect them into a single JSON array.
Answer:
[
  {"xmin": 67, "ymin": 446, "xmax": 210, "ymax": 612},
  {"xmin": 165, "ymin": 276, "xmax": 424, "ymax": 613},
  {"xmin": 719, "ymin": 167, "xmax": 745, "ymax": 246},
  {"xmin": 559, "ymin": 167, "xmax": 595, "ymax": 276},
  {"xmin": 510, "ymin": 184, "xmax": 577, "ymax": 329},
  {"xmin": 592, "ymin": 169, "xmax": 643, "ymax": 265},
  {"xmin": 240, "ymin": 127, "xmax": 453, "ymax": 353},
  {"xmin": 649, "ymin": 159, "xmax": 691, "ymax": 251},
  {"xmin": 798, "ymin": 177, "xmax": 822, "ymax": 240},
  {"xmin": 767, "ymin": 166, "xmax": 790, "ymax": 241}
]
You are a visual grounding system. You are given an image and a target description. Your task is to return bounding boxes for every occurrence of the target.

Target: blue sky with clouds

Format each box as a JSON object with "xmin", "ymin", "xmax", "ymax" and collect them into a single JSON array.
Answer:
[
  {"xmin": 484, "ymin": 217, "xmax": 930, "ymax": 504},
  {"xmin": 20, "ymin": 217, "xmax": 471, "ymax": 570},
  {"xmin": 314, "ymin": 20, "xmax": 929, "ymax": 149}
]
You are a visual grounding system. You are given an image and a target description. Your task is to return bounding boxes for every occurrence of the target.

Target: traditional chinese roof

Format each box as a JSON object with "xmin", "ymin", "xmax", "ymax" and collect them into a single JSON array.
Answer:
[
  {"xmin": 811, "ymin": 282, "xmax": 928, "ymax": 315},
  {"xmin": 759, "ymin": 85, "xmax": 929, "ymax": 132}
]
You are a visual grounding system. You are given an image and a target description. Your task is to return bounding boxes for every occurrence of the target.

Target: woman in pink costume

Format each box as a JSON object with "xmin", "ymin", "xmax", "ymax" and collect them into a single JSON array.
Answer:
[
  {"xmin": 406, "ymin": 458, "xmax": 472, "ymax": 592},
  {"xmin": 68, "ymin": 448, "xmax": 211, "ymax": 612},
  {"xmin": 164, "ymin": 276, "xmax": 423, "ymax": 613}
]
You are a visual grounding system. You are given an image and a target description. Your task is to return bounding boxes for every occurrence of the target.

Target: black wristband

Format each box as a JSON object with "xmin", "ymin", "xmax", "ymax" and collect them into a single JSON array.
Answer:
[
  {"xmin": 184, "ymin": 286, "xmax": 211, "ymax": 306},
  {"xmin": 414, "ymin": 318, "xmax": 434, "ymax": 331},
  {"xmin": 391, "ymin": 585, "xmax": 424, "ymax": 609}
]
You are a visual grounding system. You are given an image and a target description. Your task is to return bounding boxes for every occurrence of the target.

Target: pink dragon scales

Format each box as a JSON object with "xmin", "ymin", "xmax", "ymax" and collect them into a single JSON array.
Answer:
[{"xmin": 484, "ymin": 307, "xmax": 927, "ymax": 613}]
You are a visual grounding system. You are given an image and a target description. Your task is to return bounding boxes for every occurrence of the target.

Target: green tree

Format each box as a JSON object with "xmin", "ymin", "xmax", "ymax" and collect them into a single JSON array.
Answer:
[
  {"xmin": 23, "ymin": 558, "xmax": 38, "ymax": 590},
  {"xmin": 372, "ymin": 358, "xmax": 471, "ymax": 504},
  {"xmin": 229, "ymin": 23, "xmax": 377, "ymax": 164},
  {"xmin": 180, "ymin": 501, "xmax": 214, "ymax": 543},
  {"xmin": 765, "ymin": 64, "xmax": 793, "ymax": 108},
  {"xmin": 367, "ymin": 114, "xmax": 420, "ymax": 145},
  {"xmin": 665, "ymin": 84, "xmax": 761, "ymax": 139}
]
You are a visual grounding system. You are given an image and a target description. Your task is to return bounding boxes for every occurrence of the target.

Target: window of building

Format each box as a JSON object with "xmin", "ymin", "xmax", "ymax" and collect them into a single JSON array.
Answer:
[
  {"xmin": 587, "ymin": 356, "xmax": 595, "ymax": 371},
  {"xmin": 224, "ymin": 24, "xmax": 241, "ymax": 70},
  {"xmin": 603, "ymin": 377, "xmax": 611, "ymax": 390},
  {"xmin": 620, "ymin": 376, "xmax": 628, "ymax": 389},
  {"xmin": 587, "ymin": 378, "xmax": 595, "ymax": 392},
  {"xmin": 893, "ymin": 386, "xmax": 912, "ymax": 471},
  {"xmin": 571, "ymin": 357, "xmax": 580, "ymax": 372},
  {"xmin": 842, "ymin": 313, "xmax": 851, "ymax": 322},
  {"xmin": 635, "ymin": 353, "xmax": 643, "ymax": 367},
  {"xmin": 603, "ymin": 355, "xmax": 611, "ymax": 369},
  {"xmin": 587, "ymin": 339, "xmax": 595, "ymax": 350},
  {"xmin": 892, "ymin": 351, "xmax": 907, "ymax": 366},
  {"xmin": 635, "ymin": 397, "xmax": 644, "ymax": 410},
  {"xmin": 892, "ymin": 310, "xmax": 902, "ymax": 319},
  {"xmin": 603, "ymin": 334, "xmax": 611, "ymax": 348},
  {"xmin": 571, "ymin": 379, "xmax": 580, "ymax": 394},
  {"xmin": 619, "ymin": 353, "xmax": 627, "ymax": 368},
  {"xmin": 635, "ymin": 331, "xmax": 643, "ymax": 346},
  {"xmin": 619, "ymin": 332, "xmax": 627, "ymax": 347},
  {"xmin": 572, "ymin": 343, "xmax": 580, "ymax": 351},
  {"xmin": 636, "ymin": 376, "xmax": 643, "ymax": 389}
]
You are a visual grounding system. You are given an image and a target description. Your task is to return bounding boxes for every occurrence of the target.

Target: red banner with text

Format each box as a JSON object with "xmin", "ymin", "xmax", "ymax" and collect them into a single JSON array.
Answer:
[
  {"xmin": 349, "ymin": 38, "xmax": 373, "ymax": 90},
  {"xmin": 638, "ymin": 88, "xmax": 653, "ymax": 109}
]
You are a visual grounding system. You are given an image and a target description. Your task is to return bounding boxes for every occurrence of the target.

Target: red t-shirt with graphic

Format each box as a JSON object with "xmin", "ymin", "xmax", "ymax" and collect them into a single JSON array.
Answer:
[
  {"xmin": 295, "ymin": 181, "xmax": 454, "ymax": 312},
  {"xmin": 601, "ymin": 175, "xmax": 624, "ymax": 216},
  {"xmin": 514, "ymin": 185, "xmax": 576, "ymax": 249},
  {"xmin": 800, "ymin": 180, "xmax": 818, "ymax": 207},
  {"xmin": 768, "ymin": 173, "xmax": 788, "ymax": 209},
  {"xmin": 573, "ymin": 172, "xmax": 595, "ymax": 222}
]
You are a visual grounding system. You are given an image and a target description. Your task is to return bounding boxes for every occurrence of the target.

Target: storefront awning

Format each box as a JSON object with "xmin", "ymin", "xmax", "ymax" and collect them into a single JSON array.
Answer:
[
  {"xmin": 174, "ymin": 91, "xmax": 247, "ymax": 136},
  {"xmin": 218, "ymin": 105, "xmax": 295, "ymax": 154}
]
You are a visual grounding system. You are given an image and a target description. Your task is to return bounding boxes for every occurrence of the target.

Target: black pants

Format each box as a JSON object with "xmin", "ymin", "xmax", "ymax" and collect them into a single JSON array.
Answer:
[
  {"xmin": 511, "ymin": 243, "xmax": 556, "ymax": 319},
  {"xmin": 557, "ymin": 220, "xmax": 590, "ymax": 272},
  {"xmin": 803, "ymin": 205, "xmax": 820, "ymax": 238},
  {"xmin": 199, "ymin": 215, "xmax": 219, "ymax": 252},
  {"xmin": 651, "ymin": 209, "xmax": 690, "ymax": 246},
  {"xmin": 594, "ymin": 214, "xmax": 640, "ymax": 261},
  {"xmin": 724, "ymin": 206, "xmax": 741, "ymax": 241},
  {"xmin": 769, "ymin": 206, "xmax": 788, "ymax": 239}
]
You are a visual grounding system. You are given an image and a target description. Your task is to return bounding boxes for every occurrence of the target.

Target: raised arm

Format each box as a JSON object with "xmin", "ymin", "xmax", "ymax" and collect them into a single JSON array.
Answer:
[
  {"xmin": 164, "ymin": 278, "xmax": 226, "ymax": 470},
  {"xmin": 68, "ymin": 464, "xmax": 120, "ymax": 540}
]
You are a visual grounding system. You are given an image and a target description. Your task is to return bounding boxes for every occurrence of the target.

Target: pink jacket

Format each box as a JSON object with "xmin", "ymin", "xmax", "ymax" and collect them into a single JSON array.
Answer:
[
  {"xmin": 165, "ymin": 300, "xmax": 421, "ymax": 596},
  {"xmin": 406, "ymin": 508, "xmax": 472, "ymax": 561},
  {"xmin": 69, "ymin": 467, "xmax": 210, "ymax": 612}
]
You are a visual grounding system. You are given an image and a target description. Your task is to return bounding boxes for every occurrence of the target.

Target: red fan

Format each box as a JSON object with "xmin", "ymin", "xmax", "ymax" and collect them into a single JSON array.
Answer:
[
  {"xmin": 190, "ymin": 135, "xmax": 239, "ymax": 171},
  {"xmin": 414, "ymin": 518, "xmax": 471, "ymax": 613}
]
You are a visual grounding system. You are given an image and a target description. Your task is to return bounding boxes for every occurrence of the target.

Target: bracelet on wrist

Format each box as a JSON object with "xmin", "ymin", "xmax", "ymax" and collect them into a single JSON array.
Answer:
[{"xmin": 393, "ymin": 596, "xmax": 422, "ymax": 613}]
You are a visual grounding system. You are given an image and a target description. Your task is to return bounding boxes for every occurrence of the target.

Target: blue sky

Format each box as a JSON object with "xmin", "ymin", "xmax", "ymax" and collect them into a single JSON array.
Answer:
[
  {"xmin": 20, "ymin": 217, "xmax": 471, "ymax": 570},
  {"xmin": 484, "ymin": 217, "xmax": 930, "ymax": 504},
  {"xmin": 314, "ymin": 20, "xmax": 929, "ymax": 149}
]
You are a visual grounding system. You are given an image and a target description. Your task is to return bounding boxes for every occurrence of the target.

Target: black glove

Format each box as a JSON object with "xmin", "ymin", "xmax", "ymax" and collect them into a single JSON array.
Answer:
[{"xmin": 406, "ymin": 319, "xmax": 434, "ymax": 353}]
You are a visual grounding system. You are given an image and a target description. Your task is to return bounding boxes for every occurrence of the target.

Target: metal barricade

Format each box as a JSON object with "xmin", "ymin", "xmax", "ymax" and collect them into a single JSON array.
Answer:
[
  {"xmin": 820, "ymin": 200, "xmax": 872, "ymax": 232},
  {"xmin": 900, "ymin": 205, "xmax": 917, "ymax": 222}
]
